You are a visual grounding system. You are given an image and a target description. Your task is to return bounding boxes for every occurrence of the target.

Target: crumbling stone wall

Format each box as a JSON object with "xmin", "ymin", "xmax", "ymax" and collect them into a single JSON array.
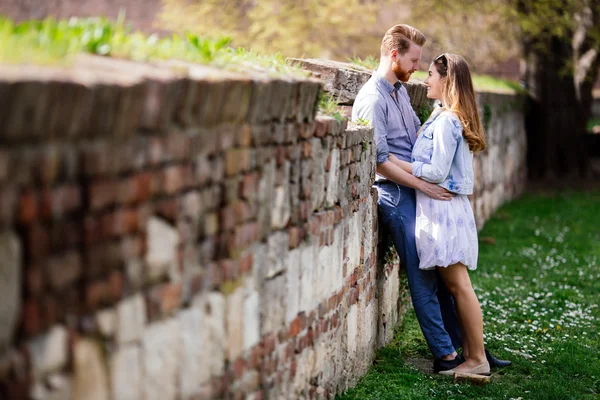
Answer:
[
  {"xmin": 0, "ymin": 54, "xmax": 407, "ymax": 400},
  {"xmin": 0, "ymin": 55, "xmax": 526, "ymax": 400}
]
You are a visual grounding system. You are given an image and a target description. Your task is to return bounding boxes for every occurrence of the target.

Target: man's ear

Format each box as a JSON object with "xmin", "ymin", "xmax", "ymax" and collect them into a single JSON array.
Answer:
[{"xmin": 390, "ymin": 49, "xmax": 398, "ymax": 59}]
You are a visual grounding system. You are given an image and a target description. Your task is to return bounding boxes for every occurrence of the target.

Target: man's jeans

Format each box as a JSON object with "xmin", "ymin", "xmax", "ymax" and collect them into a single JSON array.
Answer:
[{"xmin": 375, "ymin": 181, "xmax": 462, "ymax": 358}]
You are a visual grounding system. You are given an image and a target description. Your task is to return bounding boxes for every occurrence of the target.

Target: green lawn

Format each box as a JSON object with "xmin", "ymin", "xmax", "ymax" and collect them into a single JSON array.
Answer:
[{"xmin": 339, "ymin": 191, "xmax": 600, "ymax": 400}]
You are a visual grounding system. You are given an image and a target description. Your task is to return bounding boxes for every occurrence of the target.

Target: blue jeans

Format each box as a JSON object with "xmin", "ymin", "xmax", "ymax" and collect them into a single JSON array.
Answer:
[{"xmin": 375, "ymin": 181, "xmax": 462, "ymax": 358}]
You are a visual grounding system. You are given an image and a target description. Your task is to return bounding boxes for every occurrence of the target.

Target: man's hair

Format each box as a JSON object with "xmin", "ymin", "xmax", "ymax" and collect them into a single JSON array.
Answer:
[{"xmin": 380, "ymin": 24, "xmax": 426, "ymax": 56}]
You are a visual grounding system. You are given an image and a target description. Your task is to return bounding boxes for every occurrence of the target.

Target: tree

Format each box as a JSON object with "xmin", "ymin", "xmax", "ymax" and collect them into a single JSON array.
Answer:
[
  {"xmin": 158, "ymin": 0, "xmax": 380, "ymax": 60},
  {"xmin": 407, "ymin": 0, "xmax": 600, "ymax": 180}
]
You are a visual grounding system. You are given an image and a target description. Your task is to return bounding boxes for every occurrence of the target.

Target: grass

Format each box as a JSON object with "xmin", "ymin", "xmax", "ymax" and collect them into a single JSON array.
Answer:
[
  {"xmin": 0, "ymin": 15, "xmax": 308, "ymax": 78},
  {"xmin": 338, "ymin": 190, "xmax": 600, "ymax": 399}
]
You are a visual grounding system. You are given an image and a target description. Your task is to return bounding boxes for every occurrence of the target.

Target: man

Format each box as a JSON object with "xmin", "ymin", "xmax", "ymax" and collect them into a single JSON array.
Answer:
[{"xmin": 352, "ymin": 24, "xmax": 510, "ymax": 372}]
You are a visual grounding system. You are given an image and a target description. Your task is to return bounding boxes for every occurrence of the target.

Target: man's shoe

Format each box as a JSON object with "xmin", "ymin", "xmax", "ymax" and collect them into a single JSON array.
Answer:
[
  {"xmin": 433, "ymin": 354, "xmax": 464, "ymax": 373},
  {"xmin": 485, "ymin": 349, "xmax": 512, "ymax": 368}
]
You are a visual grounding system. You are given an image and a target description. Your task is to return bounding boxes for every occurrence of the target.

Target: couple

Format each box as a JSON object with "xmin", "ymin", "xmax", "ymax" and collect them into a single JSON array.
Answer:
[{"xmin": 352, "ymin": 24, "xmax": 511, "ymax": 376}]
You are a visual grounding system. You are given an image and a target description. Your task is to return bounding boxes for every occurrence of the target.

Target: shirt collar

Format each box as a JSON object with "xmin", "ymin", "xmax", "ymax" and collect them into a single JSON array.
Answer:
[{"xmin": 373, "ymin": 70, "xmax": 400, "ymax": 95}]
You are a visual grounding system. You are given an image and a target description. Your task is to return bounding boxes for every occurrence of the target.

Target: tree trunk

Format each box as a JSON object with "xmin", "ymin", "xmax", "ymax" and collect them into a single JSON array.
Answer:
[{"xmin": 523, "ymin": 35, "xmax": 595, "ymax": 180}]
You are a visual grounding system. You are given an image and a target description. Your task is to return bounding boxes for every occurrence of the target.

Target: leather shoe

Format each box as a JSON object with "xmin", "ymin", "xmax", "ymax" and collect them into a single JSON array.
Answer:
[
  {"xmin": 433, "ymin": 354, "xmax": 464, "ymax": 373},
  {"xmin": 485, "ymin": 349, "xmax": 512, "ymax": 368}
]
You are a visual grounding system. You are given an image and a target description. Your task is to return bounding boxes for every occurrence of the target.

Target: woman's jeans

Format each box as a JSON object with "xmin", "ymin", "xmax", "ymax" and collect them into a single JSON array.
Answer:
[{"xmin": 375, "ymin": 180, "xmax": 462, "ymax": 358}]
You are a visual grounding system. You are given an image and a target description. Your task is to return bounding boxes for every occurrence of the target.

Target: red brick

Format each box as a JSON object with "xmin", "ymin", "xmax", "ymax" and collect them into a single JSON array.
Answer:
[
  {"xmin": 155, "ymin": 197, "xmax": 178, "ymax": 223},
  {"xmin": 241, "ymin": 173, "xmax": 259, "ymax": 200},
  {"xmin": 302, "ymin": 141, "xmax": 312, "ymax": 158},
  {"xmin": 26, "ymin": 223, "xmax": 50, "ymax": 262},
  {"xmin": 114, "ymin": 208, "xmax": 139, "ymax": 235},
  {"xmin": 239, "ymin": 252, "xmax": 253, "ymax": 274},
  {"xmin": 289, "ymin": 316, "xmax": 302, "ymax": 337},
  {"xmin": 262, "ymin": 333, "xmax": 277, "ymax": 355},
  {"xmin": 325, "ymin": 153, "xmax": 332, "ymax": 172},
  {"xmin": 288, "ymin": 226, "xmax": 303, "ymax": 249},
  {"xmin": 108, "ymin": 270, "xmax": 125, "ymax": 301},
  {"xmin": 328, "ymin": 294, "xmax": 337, "ymax": 312},
  {"xmin": 233, "ymin": 357, "xmax": 246, "ymax": 379},
  {"xmin": 147, "ymin": 282, "xmax": 182, "ymax": 319},
  {"xmin": 21, "ymin": 299, "xmax": 44, "ymax": 337},
  {"xmin": 18, "ymin": 189, "xmax": 37, "ymax": 225},
  {"xmin": 42, "ymin": 295, "xmax": 61, "ymax": 327},
  {"xmin": 85, "ymin": 280, "xmax": 111, "ymax": 311},
  {"xmin": 220, "ymin": 259, "xmax": 240, "ymax": 282},
  {"xmin": 25, "ymin": 264, "xmax": 44, "ymax": 297},
  {"xmin": 89, "ymin": 179, "xmax": 117, "ymax": 210},
  {"xmin": 275, "ymin": 146, "xmax": 286, "ymax": 167},
  {"xmin": 234, "ymin": 200, "xmax": 253, "ymax": 223},
  {"xmin": 134, "ymin": 172, "xmax": 154, "ymax": 203},
  {"xmin": 220, "ymin": 206, "xmax": 237, "ymax": 232},
  {"xmin": 163, "ymin": 165, "xmax": 185, "ymax": 194}
]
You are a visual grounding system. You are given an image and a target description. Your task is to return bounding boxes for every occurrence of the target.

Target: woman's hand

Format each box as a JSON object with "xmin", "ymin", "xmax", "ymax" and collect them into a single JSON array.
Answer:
[{"xmin": 419, "ymin": 181, "xmax": 454, "ymax": 200}]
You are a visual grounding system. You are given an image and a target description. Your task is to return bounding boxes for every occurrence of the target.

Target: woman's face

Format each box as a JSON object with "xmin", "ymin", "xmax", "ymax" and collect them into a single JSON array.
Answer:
[{"xmin": 424, "ymin": 64, "xmax": 443, "ymax": 100}]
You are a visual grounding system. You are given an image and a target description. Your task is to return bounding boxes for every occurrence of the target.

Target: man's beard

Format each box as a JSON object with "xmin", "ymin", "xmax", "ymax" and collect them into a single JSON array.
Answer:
[{"xmin": 392, "ymin": 61, "xmax": 413, "ymax": 82}]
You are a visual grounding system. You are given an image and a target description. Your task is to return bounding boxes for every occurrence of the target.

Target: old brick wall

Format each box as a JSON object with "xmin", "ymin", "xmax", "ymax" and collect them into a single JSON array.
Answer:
[
  {"xmin": 0, "ymin": 54, "xmax": 411, "ymax": 400},
  {"xmin": 0, "ymin": 0, "xmax": 163, "ymax": 32},
  {"xmin": 0, "ymin": 55, "xmax": 526, "ymax": 400}
]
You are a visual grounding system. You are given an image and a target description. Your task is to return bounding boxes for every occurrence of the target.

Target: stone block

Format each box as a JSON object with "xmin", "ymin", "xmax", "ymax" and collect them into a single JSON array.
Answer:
[
  {"xmin": 0, "ymin": 231, "xmax": 20, "ymax": 353},
  {"xmin": 243, "ymin": 283, "xmax": 260, "ymax": 351},
  {"xmin": 260, "ymin": 274, "xmax": 287, "ymax": 336},
  {"xmin": 110, "ymin": 344, "xmax": 142, "ymax": 400},
  {"xmin": 145, "ymin": 216, "xmax": 180, "ymax": 283},
  {"xmin": 72, "ymin": 339, "xmax": 109, "ymax": 400},
  {"xmin": 96, "ymin": 308, "xmax": 116, "ymax": 338},
  {"xmin": 325, "ymin": 149, "xmax": 340, "ymax": 207},
  {"xmin": 116, "ymin": 294, "xmax": 146, "ymax": 344},
  {"xmin": 28, "ymin": 325, "xmax": 69, "ymax": 379},
  {"xmin": 142, "ymin": 319, "xmax": 181, "ymax": 400},
  {"xmin": 299, "ymin": 245, "xmax": 317, "ymax": 313},
  {"xmin": 190, "ymin": 292, "xmax": 227, "ymax": 379},
  {"xmin": 285, "ymin": 248, "xmax": 302, "ymax": 324}
]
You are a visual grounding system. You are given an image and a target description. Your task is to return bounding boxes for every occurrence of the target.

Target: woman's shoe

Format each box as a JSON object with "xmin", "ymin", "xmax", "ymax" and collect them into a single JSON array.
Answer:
[{"xmin": 438, "ymin": 361, "xmax": 491, "ymax": 376}]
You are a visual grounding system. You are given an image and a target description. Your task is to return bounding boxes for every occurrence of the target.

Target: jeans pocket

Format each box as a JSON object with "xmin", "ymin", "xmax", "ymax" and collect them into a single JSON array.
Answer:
[{"xmin": 377, "ymin": 183, "xmax": 401, "ymax": 207}]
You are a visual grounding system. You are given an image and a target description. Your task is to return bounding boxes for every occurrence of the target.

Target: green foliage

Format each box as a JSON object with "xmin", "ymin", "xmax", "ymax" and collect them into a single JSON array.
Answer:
[
  {"xmin": 417, "ymin": 103, "xmax": 433, "ymax": 125},
  {"xmin": 318, "ymin": 91, "xmax": 344, "ymax": 122},
  {"xmin": 361, "ymin": 137, "xmax": 369, "ymax": 152},
  {"xmin": 349, "ymin": 55, "xmax": 379, "ymax": 71},
  {"xmin": 354, "ymin": 118, "xmax": 370, "ymax": 126},
  {"xmin": 483, "ymin": 103, "xmax": 493, "ymax": 130},
  {"xmin": 159, "ymin": 0, "xmax": 379, "ymax": 60},
  {"xmin": 0, "ymin": 15, "xmax": 307, "ymax": 77},
  {"xmin": 340, "ymin": 190, "xmax": 600, "ymax": 399}
]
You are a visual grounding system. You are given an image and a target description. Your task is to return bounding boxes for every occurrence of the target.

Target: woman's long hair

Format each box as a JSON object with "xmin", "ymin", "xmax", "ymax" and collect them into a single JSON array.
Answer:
[{"xmin": 434, "ymin": 54, "xmax": 486, "ymax": 152}]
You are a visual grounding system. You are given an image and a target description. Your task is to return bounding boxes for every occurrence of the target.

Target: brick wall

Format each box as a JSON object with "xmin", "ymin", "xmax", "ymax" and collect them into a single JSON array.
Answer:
[
  {"xmin": 0, "ymin": 55, "xmax": 526, "ymax": 400},
  {"xmin": 0, "ymin": 54, "xmax": 411, "ymax": 400}
]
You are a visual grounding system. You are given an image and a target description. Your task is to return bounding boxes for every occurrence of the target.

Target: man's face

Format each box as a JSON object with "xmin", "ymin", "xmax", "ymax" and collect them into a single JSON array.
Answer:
[{"xmin": 392, "ymin": 43, "xmax": 422, "ymax": 82}]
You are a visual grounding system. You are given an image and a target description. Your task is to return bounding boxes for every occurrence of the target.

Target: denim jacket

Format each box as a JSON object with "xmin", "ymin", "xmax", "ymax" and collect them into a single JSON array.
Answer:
[{"xmin": 411, "ymin": 109, "xmax": 474, "ymax": 195}]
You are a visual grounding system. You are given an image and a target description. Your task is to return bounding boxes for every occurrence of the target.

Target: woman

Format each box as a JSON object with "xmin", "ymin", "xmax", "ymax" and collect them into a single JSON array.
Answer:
[{"xmin": 391, "ymin": 53, "xmax": 489, "ymax": 376}]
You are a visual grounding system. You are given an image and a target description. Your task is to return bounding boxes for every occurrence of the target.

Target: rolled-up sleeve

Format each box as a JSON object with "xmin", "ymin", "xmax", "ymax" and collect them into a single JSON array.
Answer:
[
  {"xmin": 412, "ymin": 116, "xmax": 460, "ymax": 183},
  {"xmin": 373, "ymin": 102, "xmax": 390, "ymax": 164},
  {"xmin": 354, "ymin": 95, "xmax": 389, "ymax": 164}
]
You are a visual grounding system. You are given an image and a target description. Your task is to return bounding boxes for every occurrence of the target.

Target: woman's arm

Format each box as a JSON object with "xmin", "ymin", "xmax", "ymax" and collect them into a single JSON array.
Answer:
[
  {"xmin": 388, "ymin": 154, "xmax": 413, "ymax": 174},
  {"xmin": 412, "ymin": 115, "xmax": 460, "ymax": 184}
]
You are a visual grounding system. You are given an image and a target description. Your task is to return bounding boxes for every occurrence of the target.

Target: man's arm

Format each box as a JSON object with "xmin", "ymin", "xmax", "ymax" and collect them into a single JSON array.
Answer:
[
  {"xmin": 388, "ymin": 154, "xmax": 412, "ymax": 174},
  {"xmin": 377, "ymin": 160, "xmax": 454, "ymax": 201}
]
